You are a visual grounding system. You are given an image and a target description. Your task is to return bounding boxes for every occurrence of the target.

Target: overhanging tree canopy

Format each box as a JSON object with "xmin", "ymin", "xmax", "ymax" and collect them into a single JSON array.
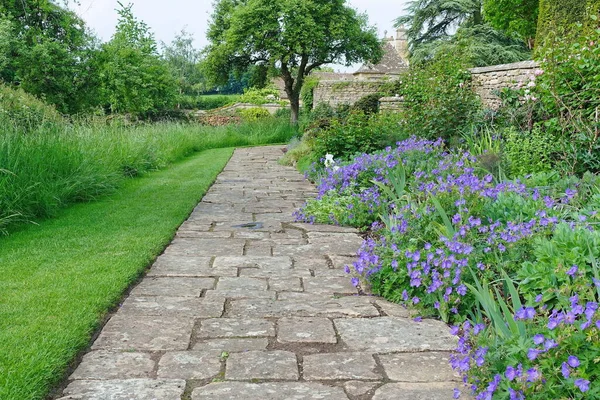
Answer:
[{"xmin": 204, "ymin": 0, "xmax": 383, "ymax": 124}]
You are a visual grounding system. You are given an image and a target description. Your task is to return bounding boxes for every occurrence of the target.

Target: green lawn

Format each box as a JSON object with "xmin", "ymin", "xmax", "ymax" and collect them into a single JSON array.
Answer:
[{"xmin": 0, "ymin": 148, "xmax": 233, "ymax": 400}]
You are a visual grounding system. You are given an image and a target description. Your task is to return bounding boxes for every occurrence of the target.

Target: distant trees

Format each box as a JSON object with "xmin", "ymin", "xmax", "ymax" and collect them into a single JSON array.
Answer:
[{"xmin": 204, "ymin": 0, "xmax": 383, "ymax": 124}]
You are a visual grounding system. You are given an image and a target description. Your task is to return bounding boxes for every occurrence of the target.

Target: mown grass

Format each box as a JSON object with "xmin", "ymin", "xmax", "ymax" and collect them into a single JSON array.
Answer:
[
  {"xmin": 0, "ymin": 148, "xmax": 233, "ymax": 400},
  {"xmin": 0, "ymin": 118, "xmax": 296, "ymax": 233}
]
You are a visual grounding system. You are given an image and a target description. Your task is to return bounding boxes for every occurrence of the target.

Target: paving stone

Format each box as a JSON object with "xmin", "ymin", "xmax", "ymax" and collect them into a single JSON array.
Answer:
[
  {"xmin": 130, "ymin": 277, "xmax": 215, "ymax": 297},
  {"xmin": 244, "ymin": 243, "xmax": 273, "ymax": 256},
  {"xmin": 204, "ymin": 289, "xmax": 276, "ymax": 300},
  {"xmin": 374, "ymin": 299, "xmax": 413, "ymax": 318},
  {"xmin": 303, "ymin": 277, "xmax": 358, "ymax": 294},
  {"xmin": 157, "ymin": 351, "xmax": 222, "ymax": 379},
  {"xmin": 276, "ymin": 292, "xmax": 335, "ymax": 301},
  {"xmin": 303, "ymin": 353, "xmax": 381, "ymax": 380},
  {"xmin": 192, "ymin": 382, "xmax": 349, "ymax": 400},
  {"xmin": 313, "ymin": 269, "xmax": 351, "ymax": 277},
  {"xmin": 92, "ymin": 315, "xmax": 193, "ymax": 351},
  {"xmin": 193, "ymin": 338, "xmax": 269, "ymax": 352},
  {"xmin": 328, "ymin": 255, "xmax": 357, "ymax": 269},
  {"xmin": 292, "ymin": 257, "xmax": 330, "ymax": 270},
  {"xmin": 372, "ymin": 382, "xmax": 460, "ymax": 400},
  {"xmin": 213, "ymin": 256, "xmax": 292, "ymax": 270},
  {"xmin": 177, "ymin": 231, "xmax": 232, "ymax": 239},
  {"xmin": 334, "ymin": 317, "xmax": 456, "ymax": 353},
  {"xmin": 197, "ymin": 318, "xmax": 275, "ymax": 338},
  {"xmin": 273, "ymin": 243, "xmax": 359, "ymax": 257},
  {"xmin": 269, "ymin": 277, "xmax": 302, "ymax": 292},
  {"xmin": 277, "ymin": 317, "xmax": 336, "ymax": 344},
  {"xmin": 225, "ymin": 350, "xmax": 299, "ymax": 380},
  {"xmin": 344, "ymin": 381, "xmax": 380, "ymax": 397},
  {"xmin": 216, "ymin": 277, "xmax": 268, "ymax": 291},
  {"xmin": 59, "ymin": 379, "xmax": 186, "ymax": 400},
  {"xmin": 234, "ymin": 231, "xmax": 269, "ymax": 239},
  {"xmin": 163, "ymin": 239, "xmax": 245, "ymax": 256},
  {"xmin": 228, "ymin": 297, "xmax": 380, "ymax": 318},
  {"xmin": 239, "ymin": 267, "xmax": 312, "ymax": 278},
  {"xmin": 148, "ymin": 256, "xmax": 237, "ymax": 278},
  {"xmin": 119, "ymin": 296, "xmax": 224, "ymax": 318},
  {"xmin": 70, "ymin": 351, "xmax": 155, "ymax": 380},
  {"xmin": 379, "ymin": 352, "xmax": 459, "ymax": 382}
]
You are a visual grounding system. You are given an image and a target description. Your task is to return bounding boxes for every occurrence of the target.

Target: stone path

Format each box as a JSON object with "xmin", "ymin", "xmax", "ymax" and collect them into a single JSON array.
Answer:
[{"xmin": 57, "ymin": 146, "xmax": 462, "ymax": 400}]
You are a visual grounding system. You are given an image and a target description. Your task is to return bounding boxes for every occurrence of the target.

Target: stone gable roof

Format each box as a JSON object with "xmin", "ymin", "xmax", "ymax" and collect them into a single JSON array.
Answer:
[{"xmin": 354, "ymin": 42, "xmax": 408, "ymax": 75}]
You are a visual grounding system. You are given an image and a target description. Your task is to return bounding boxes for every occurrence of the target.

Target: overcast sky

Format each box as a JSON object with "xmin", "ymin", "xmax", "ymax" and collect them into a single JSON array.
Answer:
[{"xmin": 71, "ymin": 0, "xmax": 409, "ymax": 71}]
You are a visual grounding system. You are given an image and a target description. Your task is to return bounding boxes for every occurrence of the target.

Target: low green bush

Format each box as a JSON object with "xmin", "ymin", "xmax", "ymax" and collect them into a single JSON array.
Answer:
[
  {"xmin": 239, "ymin": 87, "xmax": 280, "ymax": 105},
  {"xmin": 352, "ymin": 93, "xmax": 381, "ymax": 115},
  {"xmin": 178, "ymin": 94, "xmax": 240, "ymax": 110},
  {"xmin": 0, "ymin": 84, "xmax": 63, "ymax": 131},
  {"xmin": 503, "ymin": 126, "xmax": 557, "ymax": 177},
  {"xmin": 238, "ymin": 107, "xmax": 272, "ymax": 122}
]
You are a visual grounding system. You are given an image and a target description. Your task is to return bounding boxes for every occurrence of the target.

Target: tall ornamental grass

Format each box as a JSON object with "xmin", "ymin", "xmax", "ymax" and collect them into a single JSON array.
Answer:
[{"xmin": 0, "ymin": 117, "xmax": 295, "ymax": 233}]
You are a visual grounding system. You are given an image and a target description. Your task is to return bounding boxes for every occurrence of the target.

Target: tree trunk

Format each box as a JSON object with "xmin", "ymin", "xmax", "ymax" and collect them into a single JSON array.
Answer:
[{"xmin": 289, "ymin": 94, "xmax": 300, "ymax": 126}]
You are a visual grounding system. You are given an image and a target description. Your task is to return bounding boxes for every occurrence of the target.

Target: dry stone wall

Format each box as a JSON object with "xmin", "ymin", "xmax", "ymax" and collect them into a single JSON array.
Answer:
[
  {"xmin": 379, "ymin": 97, "xmax": 404, "ymax": 112},
  {"xmin": 469, "ymin": 61, "xmax": 540, "ymax": 108},
  {"xmin": 313, "ymin": 81, "xmax": 385, "ymax": 108}
]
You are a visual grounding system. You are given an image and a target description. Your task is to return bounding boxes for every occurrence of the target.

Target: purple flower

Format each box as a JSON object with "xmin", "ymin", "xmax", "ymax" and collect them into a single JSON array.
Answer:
[
  {"xmin": 505, "ymin": 365, "xmax": 516, "ymax": 381},
  {"xmin": 566, "ymin": 265, "xmax": 579, "ymax": 277},
  {"xmin": 527, "ymin": 348, "xmax": 541, "ymax": 361},
  {"xmin": 515, "ymin": 307, "xmax": 536, "ymax": 320},
  {"xmin": 351, "ymin": 277, "xmax": 360, "ymax": 287},
  {"xmin": 453, "ymin": 388, "xmax": 460, "ymax": 399},
  {"xmin": 574, "ymin": 379, "xmax": 590, "ymax": 392},
  {"xmin": 533, "ymin": 334, "xmax": 545, "ymax": 345},
  {"xmin": 526, "ymin": 368, "xmax": 541, "ymax": 382},
  {"xmin": 561, "ymin": 362, "xmax": 570, "ymax": 378},
  {"xmin": 450, "ymin": 326, "xmax": 460, "ymax": 335},
  {"xmin": 567, "ymin": 355, "xmax": 580, "ymax": 368},
  {"xmin": 535, "ymin": 294, "xmax": 543, "ymax": 303}
]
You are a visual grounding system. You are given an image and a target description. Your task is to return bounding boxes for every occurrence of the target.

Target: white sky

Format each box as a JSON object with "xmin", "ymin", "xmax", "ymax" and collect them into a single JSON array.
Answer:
[{"xmin": 71, "ymin": 0, "xmax": 409, "ymax": 72}]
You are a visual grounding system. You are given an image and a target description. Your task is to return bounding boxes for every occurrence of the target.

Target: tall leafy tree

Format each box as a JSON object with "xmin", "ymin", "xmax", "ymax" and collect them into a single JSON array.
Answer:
[
  {"xmin": 204, "ymin": 0, "xmax": 383, "ymax": 124},
  {"xmin": 97, "ymin": 2, "xmax": 177, "ymax": 115},
  {"xmin": 483, "ymin": 0, "xmax": 539, "ymax": 48},
  {"xmin": 536, "ymin": 0, "xmax": 600, "ymax": 47},
  {"xmin": 396, "ymin": 0, "xmax": 531, "ymax": 66}
]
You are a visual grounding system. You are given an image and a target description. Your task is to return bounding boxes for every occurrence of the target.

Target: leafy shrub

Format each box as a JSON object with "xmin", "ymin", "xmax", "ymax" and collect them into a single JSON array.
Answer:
[
  {"xmin": 179, "ymin": 94, "xmax": 240, "ymax": 110},
  {"xmin": 390, "ymin": 52, "xmax": 481, "ymax": 142},
  {"xmin": 503, "ymin": 126, "xmax": 557, "ymax": 177},
  {"xmin": 238, "ymin": 107, "xmax": 272, "ymax": 122},
  {"xmin": 352, "ymin": 93, "xmax": 381, "ymax": 115},
  {"xmin": 312, "ymin": 111, "xmax": 405, "ymax": 161},
  {"xmin": 300, "ymin": 76, "xmax": 320, "ymax": 111},
  {"xmin": 0, "ymin": 84, "xmax": 63, "ymax": 131},
  {"xmin": 239, "ymin": 87, "xmax": 280, "ymax": 105}
]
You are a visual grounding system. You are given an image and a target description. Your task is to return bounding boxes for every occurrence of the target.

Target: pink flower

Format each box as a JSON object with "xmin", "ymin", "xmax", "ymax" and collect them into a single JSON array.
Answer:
[{"xmin": 534, "ymin": 69, "xmax": 544, "ymax": 76}]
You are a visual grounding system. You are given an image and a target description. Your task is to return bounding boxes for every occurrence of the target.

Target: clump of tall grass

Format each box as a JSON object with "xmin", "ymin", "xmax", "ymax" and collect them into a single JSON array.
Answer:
[{"xmin": 0, "ymin": 113, "xmax": 295, "ymax": 234}]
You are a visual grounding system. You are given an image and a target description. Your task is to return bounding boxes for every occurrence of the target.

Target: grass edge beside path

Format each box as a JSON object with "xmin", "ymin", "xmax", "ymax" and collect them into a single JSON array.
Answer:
[{"xmin": 0, "ymin": 147, "xmax": 234, "ymax": 400}]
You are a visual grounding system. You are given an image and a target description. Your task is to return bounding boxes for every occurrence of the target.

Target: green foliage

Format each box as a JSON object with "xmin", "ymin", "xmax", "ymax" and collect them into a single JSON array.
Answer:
[
  {"xmin": 300, "ymin": 75, "xmax": 320, "ymax": 111},
  {"xmin": 161, "ymin": 29, "xmax": 205, "ymax": 103},
  {"xmin": 97, "ymin": 3, "xmax": 177, "ymax": 115},
  {"xmin": 503, "ymin": 126, "xmax": 556, "ymax": 177},
  {"xmin": 179, "ymin": 94, "xmax": 240, "ymax": 110},
  {"xmin": 536, "ymin": 0, "xmax": 589, "ymax": 47},
  {"xmin": 393, "ymin": 52, "xmax": 481, "ymax": 141},
  {"xmin": 204, "ymin": 0, "xmax": 383, "ymax": 123},
  {"xmin": 239, "ymin": 87, "xmax": 280, "ymax": 105},
  {"xmin": 312, "ymin": 111, "xmax": 405, "ymax": 160},
  {"xmin": 483, "ymin": 0, "xmax": 539, "ymax": 47},
  {"xmin": 0, "ymin": 84, "xmax": 63, "ymax": 131},
  {"xmin": 352, "ymin": 93, "xmax": 381, "ymax": 115},
  {"xmin": 238, "ymin": 107, "xmax": 272, "ymax": 121}
]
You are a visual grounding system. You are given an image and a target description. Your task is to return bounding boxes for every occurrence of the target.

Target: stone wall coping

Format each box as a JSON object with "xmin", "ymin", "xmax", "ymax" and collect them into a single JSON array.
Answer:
[
  {"xmin": 379, "ymin": 97, "xmax": 404, "ymax": 102},
  {"xmin": 469, "ymin": 60, "xmax": 539, "ymax": 74}
]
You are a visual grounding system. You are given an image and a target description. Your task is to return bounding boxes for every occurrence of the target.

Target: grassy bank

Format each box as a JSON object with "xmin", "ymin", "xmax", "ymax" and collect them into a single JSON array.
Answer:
[
  {"xmin": 0, "ymin": 148, "xmax": 233, "ymax": 399},
  {"xmin": 0, "ymin": 118, "xmax": 295, "ymax": 233}
]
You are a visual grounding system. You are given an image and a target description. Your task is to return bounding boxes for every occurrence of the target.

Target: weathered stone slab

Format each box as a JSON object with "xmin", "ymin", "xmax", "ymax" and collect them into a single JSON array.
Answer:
[
  {"xmin": 130, "ymin": 277, "xmax": 215, "ymax": 297},
  {"xmin": 372, "ymin": 382, "xmax": 460, "ymax": 400},
  {"xmin": 70, "ymin": 351, "xmax": 155, "ymax": 380},
  {"xmin": 157, "ymin": 351, "xmax": 222, "ymax": 379},
  {"xmin": 59, "ymin": 379, "xmax": 186, "ymax": 400},
  {"xmin": 276, "ymin": 292, "xmax": 334, "ymax": 301},
  {"xmin": 277, "ymin": 317, "xmax": 336, "ymax": 344},
  {"xmin": 192, "ymin": 382, "xmax": 349, "ymax": 400},
  {"xmin": 379, "ymin": 352, "xmax": 459, "ymax": 382},
  {"xmin": 292, "ymin": 257, "xmax": 330, "ymax": 270},
  {"xmin": 225, "ymin": 351, "xmax": 299, "ymax": 380},
  {"xmin": 374, "ymin": 299, "xmax": 413, "ymax": 318},
  {"xmin": 213, "ymin": 256, "xmax": 292, "ymax": 270},
  {"xmin": 163, "ymin": 239, "xmax": 245, "ymax": 256},
  {"xmin": 216, "ymin": 277, "xmax": 268, "ymax": 291},
  {"xmin": 273, "ymin": 243, "xmax": 359, "ymax": 257},
  {"xmin": 234, "ymin": 231, "xmax": 269, "ymax": 239},
  {"xmin": 119, "ymin": 296, "xmax": 224, "ymax": 318},
  {"xmin": 193, "ymin": 338, "xmax": 269, "ymax": 352},
  {"xmin": 197, "ymin": 318, "xmax": 275, "ymax": 338},
  {"xmin": 344, "ymin": 381, "xmax": 380, "ymax": 397},
  {"xmin": 268, "ymin": 277, "xmax": 302, "ymax": 292},
  {"xmin": 303, "ymin": 277, "xmax": 358, "ymax": 295},
  {"xmin": 239, "ymin": 267, "xmax": 311, "ymax": 278},
  {"xmin": 334, "ymin": 317, "xmax": 456, "ymax": 353},
  {"xmin": 177, "ymin": 231, "xmax": 232, "ymax": 239},
  {"xmin": 328, "ymin": 255, "xmax": 356, "ymax": 269},
  {"xmin": 303, "ymin": 353, "xmax": 381, "ymax": 380},
  {"xmin": 244, "ymin": 243, "xmax": 273, "ymax": 256},
  {"xmin": 204, "ymin": 289, "xmax": 276, "ymax": 300},
  {"xmin": 92, "ymin": 315, "xmax": 193, "ymax": 351},
  {"xmin": 228, "ymin": 297, "xmax": 380, "ymax": 318}
]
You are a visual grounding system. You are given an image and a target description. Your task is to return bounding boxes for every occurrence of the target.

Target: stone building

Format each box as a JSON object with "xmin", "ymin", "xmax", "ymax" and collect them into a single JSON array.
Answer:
[{"xmin": 353, "ymin": 27, "xmax": 409, "ymax": 80}]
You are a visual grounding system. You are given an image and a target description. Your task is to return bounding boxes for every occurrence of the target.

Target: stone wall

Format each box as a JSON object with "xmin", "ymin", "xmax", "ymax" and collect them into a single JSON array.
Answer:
[
  {"xmin": 313, "ymin": 80, "xmax": 385, "ymax": 108},
  {"xmin": 469, "ymin": 61, "xmax": 540, "ymax": 108},
  {"xmin": 379, "ymin": 97, "xmax": 404, "ymax": 112}
]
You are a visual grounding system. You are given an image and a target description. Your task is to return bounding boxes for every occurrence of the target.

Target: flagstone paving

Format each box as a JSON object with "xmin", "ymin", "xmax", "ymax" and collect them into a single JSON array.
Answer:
[{"xmin": 57, "ymin": 146, "xmax": 466, "ymax": 400}]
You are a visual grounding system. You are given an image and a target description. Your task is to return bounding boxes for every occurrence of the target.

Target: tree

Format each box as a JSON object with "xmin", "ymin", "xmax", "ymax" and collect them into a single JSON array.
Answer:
[
  {"xmin": 483, "ymin": 0, "xmax": 539, "ymax": 49},
  {"xmin": 204, "ymin": 0, "xmax": 383, "ymax": 124},
  {"xmin": 536, "ymin": 0, "xmax": 600, "ymax": 47},
  {"xmin": 396, "ymin": 0, "xmax": 531, "ymax": 66},
  {"xmin": 97, "ymin": 2, "xmax": 177, "ymax": 115},
  {"xmin": 161, "ymin": 29, "xmax": 203, "ymax": 104}
]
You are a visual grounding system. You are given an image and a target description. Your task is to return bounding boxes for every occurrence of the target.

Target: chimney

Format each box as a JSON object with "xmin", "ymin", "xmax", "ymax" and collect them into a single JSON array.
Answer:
[{"xmin": 394, "ymin": 25, "xmax": 409, "ymax": 63}]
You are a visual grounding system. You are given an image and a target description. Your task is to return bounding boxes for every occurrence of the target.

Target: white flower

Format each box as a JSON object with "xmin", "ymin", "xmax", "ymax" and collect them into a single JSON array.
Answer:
[
  {"xmin": 527, "ymin": 81, "xmax": 536, "ymax": 88},
  {"xmin": 333, "ymin": 166, "xmax": 340, "ymax": 172},
  {"xmin": 324, "ymin": 154, "xmax": 335, "ymax": 168}
]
